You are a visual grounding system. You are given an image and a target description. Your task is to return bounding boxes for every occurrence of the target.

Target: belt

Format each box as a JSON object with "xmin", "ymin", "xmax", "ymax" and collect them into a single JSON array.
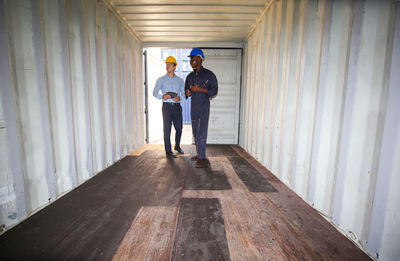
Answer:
[{"xmin": 163, "ymin": 102, "xmax": 181, "ymax": 106}]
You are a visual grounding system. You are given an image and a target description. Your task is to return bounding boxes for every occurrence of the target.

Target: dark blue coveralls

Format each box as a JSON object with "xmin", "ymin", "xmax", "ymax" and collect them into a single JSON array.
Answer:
[{"xmin": 185, "ymin": 66, "xmax": 218, "ymax": 159}]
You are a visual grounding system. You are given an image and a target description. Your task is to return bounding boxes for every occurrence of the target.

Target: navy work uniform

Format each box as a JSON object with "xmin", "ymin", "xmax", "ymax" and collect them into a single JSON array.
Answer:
[
  {"xmin": 153, "ymin": 74, "xmax": 185, "ymax": 154},
  {"xmin": 185, "ymin": 66, "xmax": 218, "ymax": 159}
]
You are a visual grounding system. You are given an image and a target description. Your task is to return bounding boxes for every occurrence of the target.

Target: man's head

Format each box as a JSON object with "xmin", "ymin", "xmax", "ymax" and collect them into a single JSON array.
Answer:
[
  {"xmin": 188, "ymin": 48, "xmax": 204, "ymax": 69},
  {"xmin": 165, "ymin": 56, "xmax": 177, "ymax": 73}
]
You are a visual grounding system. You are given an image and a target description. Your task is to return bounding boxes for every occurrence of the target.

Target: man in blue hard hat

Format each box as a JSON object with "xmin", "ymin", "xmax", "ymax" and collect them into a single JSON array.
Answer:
[
  {"xmin": 153, "ymin": 56, "xmax": 185, "ymax": 158},
  {"xmin": 185, "ymin": 48, "xmax": 218, "ymax": 168}
]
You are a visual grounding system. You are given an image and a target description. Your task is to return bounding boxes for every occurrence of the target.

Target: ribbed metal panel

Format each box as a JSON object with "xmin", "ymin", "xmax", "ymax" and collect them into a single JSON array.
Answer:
[
  {"xmin": 0, "ymin": 0, "xmax": 144, "ymax": 230},
  {"xmin": 203, "ymin": 49, "xmax": 242, "ymax": 144},
  {"xmin": 240, "ymin": 0, "xmax": 399, "ymax": 259},
  {"xmin": 110, "ymin": 0, "xmax": 268, "ymax": 42}
]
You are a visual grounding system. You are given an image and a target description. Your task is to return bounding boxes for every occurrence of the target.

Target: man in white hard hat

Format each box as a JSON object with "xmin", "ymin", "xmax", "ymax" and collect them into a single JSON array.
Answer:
[{"xmin": 153, "ymin": 56, "xmax": 185, "ymax": 158}]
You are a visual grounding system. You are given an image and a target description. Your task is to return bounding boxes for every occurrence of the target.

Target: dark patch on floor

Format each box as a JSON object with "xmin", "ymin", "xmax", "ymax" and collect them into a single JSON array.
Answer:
[
  {"xmin": 228, "ymin": 157, "xmax": 277, "ymax": 192},
  {"xmin": 171, "ymin": 198, "xmax": 231, "ymax": 261},
  {"xmin": 185, "ymin": 167, "xmax": 232, "ymax": 190},
  {"xmin": 205, "ymin": 145, "xmax": 239, "ymax": 157},
  {"xmin": 0, "ymin": 150, "xmax": 187, "ymax": 261}
]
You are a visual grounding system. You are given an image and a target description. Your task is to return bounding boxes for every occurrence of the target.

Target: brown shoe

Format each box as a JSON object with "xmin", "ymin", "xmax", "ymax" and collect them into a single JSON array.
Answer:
[
  {"xmin": 191, "ymin": 155, "xmax": 198, "ymax": 161},
  {"xmin": 196, "ymin": 159, "xmax": 207, "ymax": 168}
]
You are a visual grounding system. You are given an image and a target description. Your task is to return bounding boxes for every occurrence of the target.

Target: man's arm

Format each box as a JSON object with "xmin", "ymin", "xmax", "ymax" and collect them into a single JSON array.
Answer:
[
  {"xmin": 207, "ymin": 72, "xmax": 218, "ymax": 98},
  {"xmin": 189, "ymin": 74, "xmax": 209, "ymax": 94},
  {"xmin": 190, "ymin": 73, "xmax": 218, "ymax": 95},
  {"xmin": 184, "ymin": 76, "xmax": 192, "ymax": 98},
  {"xmin": 174, "ymin": 79, "xmax": 185, "ymax": 102},
  {"xmin": 152, "ymin": 78, "xmax": 162, "ymax": 99},
  {"xmin": 180, "ymin": 79, "xmax": 185, "ymax": 98},
  {"xmin": 190, "ymin": 84, "xmax": 208, "ymax": 93}
]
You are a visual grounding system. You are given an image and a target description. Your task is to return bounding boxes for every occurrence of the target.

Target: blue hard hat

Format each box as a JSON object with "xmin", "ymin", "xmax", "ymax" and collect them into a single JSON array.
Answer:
[{"xmin": 188, "ymin": 48, "xmax": 205, "ymax": 59}]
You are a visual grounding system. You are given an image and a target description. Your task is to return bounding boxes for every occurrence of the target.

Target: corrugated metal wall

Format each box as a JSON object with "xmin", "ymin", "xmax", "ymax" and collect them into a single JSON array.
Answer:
[
  {"xmin": 0, "ymin": 0, "xmax": 144, "ymax": 231},
  {"xmin": 240, "ymin": 0, "xmax": 399, "ymax": 259}
]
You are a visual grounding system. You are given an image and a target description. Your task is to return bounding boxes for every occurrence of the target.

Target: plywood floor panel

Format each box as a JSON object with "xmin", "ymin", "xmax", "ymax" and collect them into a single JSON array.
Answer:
[
  {"xmin": 113, "ymin": 207, "xmax": 178, "ymax": 261},
  {"xmin": 0, "ymin": 144, "xmax": 371, "ymax": 261}
]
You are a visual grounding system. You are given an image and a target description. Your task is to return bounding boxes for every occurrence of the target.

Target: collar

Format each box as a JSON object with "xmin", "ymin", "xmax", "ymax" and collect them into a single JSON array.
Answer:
[{"xmin": 194, "ymin": 66, "xmax": 204, "ymax": 74}]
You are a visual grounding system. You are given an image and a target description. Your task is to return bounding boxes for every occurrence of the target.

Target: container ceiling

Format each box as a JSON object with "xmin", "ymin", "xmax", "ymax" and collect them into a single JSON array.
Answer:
[{"xmin": 107, "ymin": 0, "xmax": 270, "ymax": 42}]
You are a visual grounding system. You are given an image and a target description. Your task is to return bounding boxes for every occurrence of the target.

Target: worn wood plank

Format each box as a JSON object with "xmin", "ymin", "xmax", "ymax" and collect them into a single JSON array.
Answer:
[
  {"xmin": 205, "ymin": 145, "xmax": 240, "ymax": 157},
  {"xmin": 228, "ymin": 156, "xmax": 277, "ymax": 192},
  {"xmin": 172, "ymin": 198, "xmax": 231, "ymax": 261},
  {"xmin": 185, "ymin": 168, "xmax": 232, "ymax": 190},
  {"xmin": 112, "ymin": 207, "xmax": 178, "ymax": 261}
]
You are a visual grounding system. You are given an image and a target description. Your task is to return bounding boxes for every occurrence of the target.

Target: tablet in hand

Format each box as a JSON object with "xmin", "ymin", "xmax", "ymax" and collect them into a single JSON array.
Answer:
[{"xmin": 166, "ymin": 92, "xmax": 177, "ymax": 98}]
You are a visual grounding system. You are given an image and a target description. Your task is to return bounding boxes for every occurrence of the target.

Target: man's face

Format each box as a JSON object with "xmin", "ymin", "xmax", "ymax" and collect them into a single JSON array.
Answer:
[
  {"xmin": 166, "ymin": 62, "xmax": 176, "ymax": 73},
  {"xmin": 190, "ymin": 56, "xmax": 202, "ymax": 68}
]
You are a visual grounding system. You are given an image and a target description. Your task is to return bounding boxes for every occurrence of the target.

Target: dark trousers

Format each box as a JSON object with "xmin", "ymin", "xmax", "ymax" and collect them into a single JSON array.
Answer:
[
  {"xmin": 162, "ymin": 103, "xmax": 183, "ymax": 153},
  {"xmin": 191, "ymin": 105, "xmax": 210, "ymax": 159}
]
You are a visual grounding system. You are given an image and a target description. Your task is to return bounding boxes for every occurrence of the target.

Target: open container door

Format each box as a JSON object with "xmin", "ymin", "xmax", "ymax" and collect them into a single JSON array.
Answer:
[{"xmin": 202, "ymin": 48, "xmax": 242, "ymax": 144}]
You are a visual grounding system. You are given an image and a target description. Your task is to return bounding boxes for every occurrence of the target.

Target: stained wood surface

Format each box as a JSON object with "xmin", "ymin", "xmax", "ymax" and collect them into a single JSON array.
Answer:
[
  {"xmin": 172, "ymin": 198, "xmax": 230, "ymax": 261},
  {"xmin": 113, "ymin": 207, "xmax": 178, "ymax": 261},
  {"xmin": 228, "ymin": 156, "xmax": 277, "ymax": 192},
  {"xmin": 0, "ymin": 144, "xmax": 371, "ymax": 261},
  {"xmin": 185, "ymin": 166, "xmax": 232, "ymax": 190}
]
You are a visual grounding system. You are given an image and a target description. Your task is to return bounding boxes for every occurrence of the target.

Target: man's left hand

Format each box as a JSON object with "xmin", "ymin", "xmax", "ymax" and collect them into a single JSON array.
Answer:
[
  {"xmin": 173, "ymin": 96, "xmax": 180, "ymax": 102},
  {"xmin": 190, "ymin": 84, "xmax": 202, "ymax": 92}
]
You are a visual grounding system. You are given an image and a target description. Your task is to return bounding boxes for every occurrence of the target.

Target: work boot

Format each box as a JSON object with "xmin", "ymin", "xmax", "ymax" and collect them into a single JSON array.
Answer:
[
  {"xmin": 196, "ymin": 158, "xmax": 207, "ymax": 168},
  {"xmin": 174, "ymin": 147, "xmax": 184, "ymax": 154},
  {"xmin": 166, "ymin": 152, "xmax": 177, "ymax": 158}
]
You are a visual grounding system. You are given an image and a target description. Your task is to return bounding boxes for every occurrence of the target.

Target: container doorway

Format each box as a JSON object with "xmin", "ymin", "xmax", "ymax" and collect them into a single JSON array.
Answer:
[{"xmin": 144, "ymin": 48, "xmax": 242, "ymax": 145}]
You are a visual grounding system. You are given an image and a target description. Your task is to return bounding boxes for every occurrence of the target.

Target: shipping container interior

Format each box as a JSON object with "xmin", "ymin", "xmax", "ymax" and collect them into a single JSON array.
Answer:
[{"xmin": 0, "ymin": 0, "xmax": 399, "ymax": 260}]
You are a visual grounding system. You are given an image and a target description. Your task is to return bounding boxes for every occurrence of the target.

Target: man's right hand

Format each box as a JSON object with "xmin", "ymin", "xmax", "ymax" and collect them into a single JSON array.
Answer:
[
  {"xmin": 185, "ymin": 89, "xmax": 191, "ymax": 97},
  {"xmin": 162, "ymin": 94, "xmax": 171, "ymax": 100}
]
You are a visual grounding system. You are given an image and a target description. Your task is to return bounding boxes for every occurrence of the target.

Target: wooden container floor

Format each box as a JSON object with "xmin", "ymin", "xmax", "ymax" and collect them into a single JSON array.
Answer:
[{"xmin": 0, "ymin": 144, "xmax": 371, "ymax": 261}]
